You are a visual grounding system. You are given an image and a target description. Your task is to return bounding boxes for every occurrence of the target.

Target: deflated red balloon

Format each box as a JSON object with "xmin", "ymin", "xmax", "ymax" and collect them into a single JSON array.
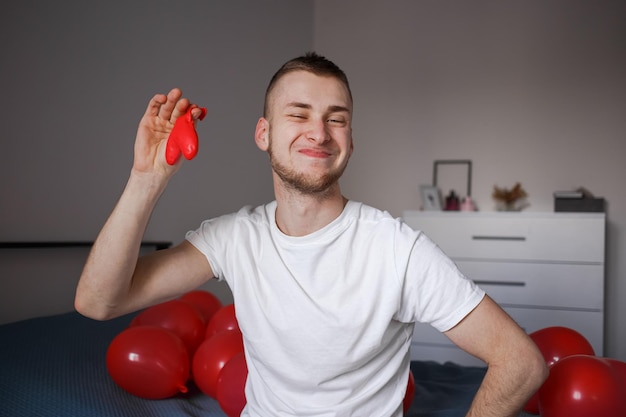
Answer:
[
  {"xmin": 192, "ymin": 329, "xmax": 244, "ymax": 398},
  {"xmin": 166, "ymin": 106, "xmax": 207, "ymax": 165},
  {"xmin": 106, "ymin": 326, "xmax": 190, "ymax": 399},
  {"xmin": 217, "ymin": 352, "xmax": 248, "ymax": 417}
]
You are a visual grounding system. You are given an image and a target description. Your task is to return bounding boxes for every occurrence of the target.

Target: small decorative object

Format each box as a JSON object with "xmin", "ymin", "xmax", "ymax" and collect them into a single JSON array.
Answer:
[
  {"xmin": 420, "ymin": 185, "xmax": 443, "ymax": 210},
  {"xmin": 460, "ymin": 196, "xmax": 477, "ymax": 211},
  {"xmin": 553, "ymin": 187, "xmax": 606, "ymax": 213},
  {"xmin": 432, "ymin": 159, "xmax": 476, "ymax": 211},
  {"xmin": 492, "ymin": 182, "xmax": 529, "ymax": 211},
  {"xmin": 444, "ymin": 190, "xmax": 460, "ymax": 211}
]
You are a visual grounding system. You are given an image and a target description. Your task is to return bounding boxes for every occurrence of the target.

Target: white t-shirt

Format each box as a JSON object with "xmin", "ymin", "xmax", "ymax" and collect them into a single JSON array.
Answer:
[{"xmin": 186, "ymin": 201, "xmax": 484, "ymax": 417}]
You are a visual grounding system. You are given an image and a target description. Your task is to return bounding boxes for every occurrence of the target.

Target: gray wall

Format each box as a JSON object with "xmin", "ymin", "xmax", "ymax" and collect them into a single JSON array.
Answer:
[
  {"xmin": 0, "ymin": 0, "xmax": 312, "ymax": 322},
  {"xmin": 1, "ymin": 0, "xmax": 313, "ymax": 241},
  {"xmin": 314, "ymin": 0, "xmax": 626, "ymax": 361}
]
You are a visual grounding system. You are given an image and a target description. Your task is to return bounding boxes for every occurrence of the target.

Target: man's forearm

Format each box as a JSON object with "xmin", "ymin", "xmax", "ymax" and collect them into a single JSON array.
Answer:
[
  {"xmin": 466, "ymin": 358, "xmax": 547, "ymax": 417},
  {"xmin": 74, "ymin": 171, "xmax": 168, "ymax": 320}
]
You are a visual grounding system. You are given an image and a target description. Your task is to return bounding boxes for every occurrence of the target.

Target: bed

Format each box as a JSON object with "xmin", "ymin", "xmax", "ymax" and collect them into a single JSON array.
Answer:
[{"xmin": 0, "ymin": 310, "xmax": 538, "ymax": 417}]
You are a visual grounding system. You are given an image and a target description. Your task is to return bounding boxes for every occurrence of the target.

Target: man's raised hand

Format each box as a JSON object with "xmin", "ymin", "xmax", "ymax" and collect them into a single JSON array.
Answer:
[{"xmin": 134, "ymin": 88, "xmax": 207, "ymax": 174}]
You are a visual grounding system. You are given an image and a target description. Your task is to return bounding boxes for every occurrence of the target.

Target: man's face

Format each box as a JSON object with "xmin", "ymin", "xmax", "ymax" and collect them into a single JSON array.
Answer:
[{"xmin": 255, "ymin": 71, "xmax": 353, "ymax": 195}]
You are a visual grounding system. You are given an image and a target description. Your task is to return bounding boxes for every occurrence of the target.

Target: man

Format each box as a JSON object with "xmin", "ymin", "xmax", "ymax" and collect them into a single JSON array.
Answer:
[{"xmin": 75, "ymin": 53, "xmax": 546, "ymax": 416}]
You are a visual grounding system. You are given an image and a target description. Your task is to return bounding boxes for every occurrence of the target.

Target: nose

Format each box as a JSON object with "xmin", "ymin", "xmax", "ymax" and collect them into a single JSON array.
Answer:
[{"xmin": 306, "ymin": 118, "xmax": 330, "ymax": 144}]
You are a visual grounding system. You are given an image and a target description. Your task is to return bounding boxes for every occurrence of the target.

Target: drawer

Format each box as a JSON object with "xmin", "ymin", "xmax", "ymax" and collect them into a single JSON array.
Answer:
[
  {"xmin": 411, "ymin": 307, "xmax": 604, "ymax": 360},
  {"xmin": 508, "ymin": 307, "xmax": 603, "ymax": 355},
  {"xmin": 455, "ymin": 260, "xmax": 604, "ymax": 310},
  {"xmin": 402, "ymin": 212, "xmax": 605, "ymax": 263}
]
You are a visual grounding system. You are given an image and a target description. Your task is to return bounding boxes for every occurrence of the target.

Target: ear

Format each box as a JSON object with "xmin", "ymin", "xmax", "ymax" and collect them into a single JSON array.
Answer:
[{"xmin": 254, "ymin": 117, "xmax": 269, "ymax": 151}]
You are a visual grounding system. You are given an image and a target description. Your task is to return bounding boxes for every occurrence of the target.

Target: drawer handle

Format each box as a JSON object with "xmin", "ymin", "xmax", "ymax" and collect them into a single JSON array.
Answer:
[
  {"xmin": 472, "ymin": 235, "xmax": 526, "ymax": 241},
  {"xmin": 473, "ymin": 280, "xmax": 526, "ymax": 287}
]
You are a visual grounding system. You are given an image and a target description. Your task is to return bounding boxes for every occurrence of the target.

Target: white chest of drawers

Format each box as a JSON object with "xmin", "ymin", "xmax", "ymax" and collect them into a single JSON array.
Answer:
[{"xmin": 402, "ymin": 211, "xmax": 606, "ymax": 366}]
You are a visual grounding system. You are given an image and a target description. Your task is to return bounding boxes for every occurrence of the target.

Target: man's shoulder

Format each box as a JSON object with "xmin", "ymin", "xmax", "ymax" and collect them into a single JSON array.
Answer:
[
  {"xmin": 347, "ymin": 201, "xmax": 399, "ymax": 224},
  {"xmin": 347, "ymin": 201, "xmax": 423, "ymax": 249},
  {"xmin": 197, "ymin": 202, "xmax": 275, "ymax": 234}
]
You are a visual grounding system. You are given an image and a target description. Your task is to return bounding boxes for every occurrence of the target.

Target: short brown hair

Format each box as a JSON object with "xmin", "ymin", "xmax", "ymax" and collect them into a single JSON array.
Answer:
[{"xmin": 263, "ymin": 52, "xmax": 352, "ymax": 117}]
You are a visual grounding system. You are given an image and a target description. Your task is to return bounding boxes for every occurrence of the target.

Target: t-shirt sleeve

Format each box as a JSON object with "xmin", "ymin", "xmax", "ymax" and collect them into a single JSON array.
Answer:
[
  {"xmin": 185, "ymin": 216, "xmax": 230, "ymax": 282},
  {"xmin": 185, "ymin": 206, "xmax": 261, "ymax": 284},
  {"xmin": 397, "ymin": 228, "xmax": 485, "ymax": 332}
]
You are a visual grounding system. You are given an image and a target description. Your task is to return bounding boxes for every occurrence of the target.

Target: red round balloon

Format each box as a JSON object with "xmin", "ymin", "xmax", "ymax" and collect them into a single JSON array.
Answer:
[
  {"xmin": 530, "ymin": 327, "xmax": 595, "ymax": 367},
  {"xmin": 403, "ymin": 370, "xmax": 415, "ymax": 413},
  {"xmin": 538, "ymin": 355, "xmax": 626, "ymax": 417},
  {"xmin": 217, "ymin": 352, "xmax": 248, "ymax": 417},
  {"xmin": 180, "ymin": 290, "xmax": 223, "ymax": 323},
  {"xmin": 192, "ymin": 329, "xmax": 244, "ymax": 398},
  {"xmin": 205, "ymin": 304, "xmax": 240, "ymax": 340},
  {"xmin": 605, "ymin": 358, "xmax": 626, "ymax": 386},
  {"xmin": 106, "ymin": 326, "xmax": 190, "ymax": 399},
  {"xmin": 131, "ymin": 299, "xmax": 206, "ymax": 356},
  {"xmin": 524, "ymin": 326, "xmax": 595, "ymax": 414}
]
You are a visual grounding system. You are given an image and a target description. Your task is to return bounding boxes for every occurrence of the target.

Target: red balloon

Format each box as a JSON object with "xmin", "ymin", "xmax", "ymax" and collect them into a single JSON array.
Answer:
[
  {"xmin": 106, "ymin": 326, "xmax": 190, "ymax": 399},
  {"xmin": 605, "ymin": 358, "xmax": 626, "ymax": 385},
  {"xmin": 217, "ymin": 352, "xmax": 248, "ymax": 417},
  {"xmin": 530, "ymin": 327, "xmax": 595, "ymax": 367},
  {"xmin": 193, "ymin": 329, "xmax": 244, "ymax": 398},
  {"xmin": 538, "ymin": 355, "xmax": 626, "ymax": 417},
  {"xmin": 131, "ymin": 299, "xmax": 206, "ymax": 356},
  {"xmin": 403, "ymin": 370, "xmax": 415, "ymax": 414},
  {"xmin": 165, "ymin": 106, "xmax": 207, "ymax": 165},
  {"xmin": 205, "ymin": 304, "xmax": 240, "ymax": 340},
  {"xmin": 524, "ymin": 326, "xmax": 595, "ymax": 414},
  {"xmin": 180, "ymin": 290, "xmax": 223, "ymax": 323}
]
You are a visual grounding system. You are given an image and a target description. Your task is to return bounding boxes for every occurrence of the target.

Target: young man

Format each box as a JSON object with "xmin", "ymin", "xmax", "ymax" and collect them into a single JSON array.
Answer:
[{"xmin": 75, "ymin": 53, "xmax": 546, "ymax": 416}]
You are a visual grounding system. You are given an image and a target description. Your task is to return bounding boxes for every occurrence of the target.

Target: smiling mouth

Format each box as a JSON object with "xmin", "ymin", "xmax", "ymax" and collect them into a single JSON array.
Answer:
[{"xmin": 299, "ymin": 148, "xmax": 332, "ymax": 158}]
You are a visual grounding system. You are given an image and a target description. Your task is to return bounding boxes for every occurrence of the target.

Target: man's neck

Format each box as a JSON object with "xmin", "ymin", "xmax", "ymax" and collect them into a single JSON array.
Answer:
[{"xmin": 274, "ymin": 184, "xmax": 348, "ymax": 237}]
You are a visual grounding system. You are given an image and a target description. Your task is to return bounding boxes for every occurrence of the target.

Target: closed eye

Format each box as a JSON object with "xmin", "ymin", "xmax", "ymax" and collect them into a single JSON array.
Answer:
[{"xmin": 327, "ymin": 117, "xmax": 347, "ymax": 126}]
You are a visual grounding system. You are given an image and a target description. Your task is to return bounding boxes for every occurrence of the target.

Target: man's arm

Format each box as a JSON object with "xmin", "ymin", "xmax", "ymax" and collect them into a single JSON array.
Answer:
[
  {"xmin": 75, "ymin": 88, "xmax": 213, "ymax": 320},
  {"xmin": 444, "ymin": 295, "xmax": 548, "ymax": 417}
]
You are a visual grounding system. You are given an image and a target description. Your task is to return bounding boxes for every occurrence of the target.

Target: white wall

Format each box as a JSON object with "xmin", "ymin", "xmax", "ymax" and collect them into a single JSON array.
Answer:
[
  {"xmin": 0, "ymin": 0, "xmax": 313, "ymax": 322},
  {"xmin": 314, "ymin": 0, "xmax": 626, "ymax": 360}
]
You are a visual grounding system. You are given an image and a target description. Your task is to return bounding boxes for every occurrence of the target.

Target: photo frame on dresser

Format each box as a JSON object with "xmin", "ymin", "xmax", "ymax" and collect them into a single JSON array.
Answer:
[
  {"xmin": 420, "ymin": 185, "xmax": 443, "ymax": 210},
  {"xmin": 433, "ymin": 159, "xmax": 472, "ymax": 198}
]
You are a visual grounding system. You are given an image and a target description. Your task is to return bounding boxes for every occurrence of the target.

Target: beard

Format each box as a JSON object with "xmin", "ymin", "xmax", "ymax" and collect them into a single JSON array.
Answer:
[{"xmin": 267, "ymin": 139, "xmax": 349, "ymax": 196}]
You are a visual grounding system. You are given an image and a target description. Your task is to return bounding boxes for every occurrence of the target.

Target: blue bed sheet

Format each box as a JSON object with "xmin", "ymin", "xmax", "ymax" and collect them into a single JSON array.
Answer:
[{"xmin": 0, "ymin": 311, "xmax": 520, "ymax": 417}]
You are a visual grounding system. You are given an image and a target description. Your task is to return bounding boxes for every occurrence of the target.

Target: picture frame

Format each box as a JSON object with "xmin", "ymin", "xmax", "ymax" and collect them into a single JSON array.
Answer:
[
  {"xmin": 420, "ymin": 185, "xmax": 443, "ymax": 211},
  {"xmin": 433, "ymin": 159, "xmax": 472, "ymax": 198}
]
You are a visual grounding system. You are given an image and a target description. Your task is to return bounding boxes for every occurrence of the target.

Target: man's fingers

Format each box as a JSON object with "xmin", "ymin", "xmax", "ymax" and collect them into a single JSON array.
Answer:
[
  {"xmin": 144, "ymin": 93, "xmax": 168, "ymax": 118},
  {"xmin": 159, "ymin": 88, "xmax": 184, "ymax": 122},
  {"xmin": 145, "ymin": 88, "xmax": 199, "ymax": 126}
]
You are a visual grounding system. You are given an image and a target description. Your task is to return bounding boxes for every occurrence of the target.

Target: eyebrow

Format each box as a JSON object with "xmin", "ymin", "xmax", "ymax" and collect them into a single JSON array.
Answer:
[{"xmin": 285, "ymin": 102, "xmax": 350, "ymax": 113}]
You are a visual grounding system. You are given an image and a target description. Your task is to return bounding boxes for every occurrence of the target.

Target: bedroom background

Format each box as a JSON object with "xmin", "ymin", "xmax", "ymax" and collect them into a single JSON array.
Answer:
[{"xmin": 1, "ymin": 0, "xmax": 624, "ymax": 363}]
